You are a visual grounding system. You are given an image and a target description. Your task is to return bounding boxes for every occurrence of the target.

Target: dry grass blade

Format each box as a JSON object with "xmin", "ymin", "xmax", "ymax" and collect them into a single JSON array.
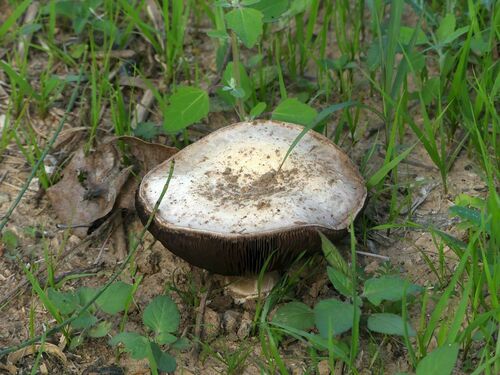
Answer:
[
  {"xmin": 131, "ymin": 89, "xmax": 156, "ymax": 129},
  {"xmin": 17, "ymin": 1, "xmax": 39, "ymax": 58}
]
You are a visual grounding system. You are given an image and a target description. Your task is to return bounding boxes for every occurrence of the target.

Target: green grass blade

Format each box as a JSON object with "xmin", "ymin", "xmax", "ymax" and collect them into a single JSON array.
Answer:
[
  {"xmin": 421, "ymin": 236, "xmax": 475, "ymax": 351},
  {"xmin": 0, "ymin": 0, "xmax": 31, "ymax": 40},
  {"xmin": 22, "ymin": 263, "xmax": 63, "ymax": 324},
  {"xmin": 278, "ymin": 101, "xmax": 357, "ymax": 170},
  {"xmin": 384, "ymin": 0, "xmax": 403, "ymax": 94},
  {"xmin": 0, "ymin": 61, "xmax": 40, "ymax": 100},
  {"xmin": 444, "ymin": 275, "xmax": 473, "ymax": 345},
  {"xmin": 366, "ymin": 144, "xmax": 416, "ymax": 189}
]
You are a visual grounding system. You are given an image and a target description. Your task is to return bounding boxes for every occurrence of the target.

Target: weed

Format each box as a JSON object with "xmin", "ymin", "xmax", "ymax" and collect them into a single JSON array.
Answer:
[
  {"xmin": 200, "ymin": 339, "xmax": 252, "ymax": 375},
  {"xmin": 110, "ymin": 295, "xmax": 189, "ymax": 374},
  {"xmin": 268, "ymin": 233, "xmax": 422, "ymax": 372}
]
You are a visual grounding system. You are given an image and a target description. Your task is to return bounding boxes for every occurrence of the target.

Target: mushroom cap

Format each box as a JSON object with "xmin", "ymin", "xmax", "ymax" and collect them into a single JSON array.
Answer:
[{"xmin": 136, "ymin": 120, "xmax": 366, "ymax": 275}]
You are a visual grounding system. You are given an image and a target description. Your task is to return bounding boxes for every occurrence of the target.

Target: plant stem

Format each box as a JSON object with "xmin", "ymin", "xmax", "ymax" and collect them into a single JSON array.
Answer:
[{"xmin": 230, "ymin": 30, "xmax": 245, "ymax": 118}]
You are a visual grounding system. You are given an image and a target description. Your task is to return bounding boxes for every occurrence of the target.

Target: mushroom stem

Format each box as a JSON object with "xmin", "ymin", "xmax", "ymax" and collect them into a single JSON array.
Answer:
[{"xmin": 224, "ymin": 271, "xmax": 280, "ymax": 304}]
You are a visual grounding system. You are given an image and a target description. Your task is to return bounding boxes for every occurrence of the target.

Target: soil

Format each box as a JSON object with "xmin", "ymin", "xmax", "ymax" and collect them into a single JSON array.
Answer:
[
  {"xmin": 202, "ymin": 167, "xmax": 299, "ymax": 204},
  {"xmin": 0, "ymin": 4, "xmax": 489, "ymax": 375}
]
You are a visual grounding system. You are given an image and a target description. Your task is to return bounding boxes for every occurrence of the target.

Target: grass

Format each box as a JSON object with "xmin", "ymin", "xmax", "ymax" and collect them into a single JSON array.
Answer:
[{"xmin": 0, "ymin": 0, "xmax": 498, "ymax": 373}]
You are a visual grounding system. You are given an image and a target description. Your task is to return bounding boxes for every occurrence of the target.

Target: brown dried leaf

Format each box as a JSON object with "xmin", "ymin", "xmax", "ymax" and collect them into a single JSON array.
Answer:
[
  {"xmin": 0, "ymin": 363, "xmax": 17, "ymax": 375},
  {"xmin": 119, "ymin": 136, "xmax": 178, "ymax": 171},
  {"xmin": 47, "ymin": 142, "xmax": 131, "ymax": 237},
  {"xmin": 116, "ymin": 136, "xmax": 178, "ymax": 210},
  {"xmin": 119, "ymin": 357, "xmax": 150, "ymax": 375},
  {"xmin": 51, "ymin": 127, "xmax": 87, "ymax": 152},
  {"xmin": 7, "ymin": 342, "xmax": 67, "ymax": 366}
]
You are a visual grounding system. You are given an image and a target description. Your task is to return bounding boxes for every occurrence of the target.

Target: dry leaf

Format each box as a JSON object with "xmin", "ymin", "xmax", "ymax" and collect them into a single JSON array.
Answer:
[
  {"xmin": 0, "ymin": 363, "xmax": 17, "ymax": 375},
  {"xmin": 7, "ymin": 342, "xmax": 67, "ymax": 366},
  {"xmin": 116, "ymin": 136, "xmax": 178, "ymax": 210},
  {"xmin": 47, "ymin": 142, "xmax": 131, "ymax": 237},
  {"xmin": 118, "ymin": 136, "xmax": 178, "ymax": 171},
  {"xmin": 51, "ymin": 127, "xmax": 87, "ymax": 152},
  {"xmin": 119, "ymin": 357, "xmax": 150, "ymax": 375}
]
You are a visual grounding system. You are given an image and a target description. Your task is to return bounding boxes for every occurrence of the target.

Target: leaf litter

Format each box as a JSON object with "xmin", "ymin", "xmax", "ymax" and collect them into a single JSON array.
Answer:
[{"xmin": 47, "ymin": 136, "xmax": 177, "ymax": 236}]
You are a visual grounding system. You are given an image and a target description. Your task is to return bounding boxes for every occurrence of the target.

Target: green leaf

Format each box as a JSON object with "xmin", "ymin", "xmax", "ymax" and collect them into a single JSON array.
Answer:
[
  {"xmin": 272, "ymin": 98, "xmax": 317, "ymax": 126},
  {"xmin": 399, "ymin": 26, "xmax": 428, "ymax": 45},
  {"xmin": 249, "ymin": 102, "xmax": 266, "ymax": 119},
  {"xmin": 367, "ymin": 313, "xmax": 416, "ymax": 336},
  {"xmin": 366, "ymin": 41, "xmax": 381, "ymax": 71},
  {"xmin": 1, "ymin": 230, "xmax": 19, "ymax": 252},
  {"xmin": 320, "ymin": 232, "xmax": 350, "ymax": 277},
  {"xmin": 272, "ymin": 302, "xmax": 315, "ymax": 331},
  {"xmin": 454, "ymin": 194, "xmax": 486, "ymax": 210},
  {"xmin": 314, "ymin": 299, "xmax": 359, "ymax": 338},
  {"xmin": 163, "ymin": 86, "xmax": 209, "ymax": 133},
  {"xmin": 416, "ymin": 344, "xmax": 459, "ymax": 375},
  {"xmin": 217, "ymin": 62, "xmax": 253, "ymax": 104},
  {"xmin": 406, "ymin": 50, "xmax": 426, "ymax": 72},
  {"xmin": 90, "ymin": 18, "xmax": 119, "ymax": 39},
  {"xmin": 157, "ymin": 332, "xmax": 178, "ymax": 345},
  {"xmin": 225, "ymin": 7, "xmax": 263, "ymax": 48},
  {"xmin": 288, "ymin": 0, "xmax": 309, "ymax": 15},
  {"xmin": 362, "ymin": 275, "xmax": 422, "ymax": 306},
  {"xmin": 327, "ymin": 267, "xmax": 354, "ymax": 299},
  {"xmin": 77, "ymin": 286, "xmax": 99, "ymax": 307},
  {"xmin": 171, "ymin": 337, "xmax": 191, "ymax": 350},
  {"xmin": 151, "ymin": 342, "xmax": 177, "ymax": 372},
  {"xmin": 69, "ymin": 334, "xmax": 84, "ymax": 350},
  {"xmin": 110, "ymin": 332, "xmax": 150, "ymax": 360},
  {"xmin": 206, "ymin": 29, "xmax": 229, "ymax": 40},
  {"xmin": 249, "ymin": 0, "xmax": 289, "ymax": 22},
  {"xmin": 437, "ymin": 14, "xmax": 456, "ymax": 43},
  {"xmin": 449, "ymin": 205, "xmax": 484, "ymax": 231},
  {"xmin": 440, "ymin": 26, "xmax": 469, "ymax": 45},
  {"xmin": 271, "ymin": 321, "xmax": 350, "ymax": 360},
  {"xmin": 143, "ymin": 295, "xmax": 180, "ymax": 338},
  {"xmin": 367, "ymin": 144, "xmax": 416, "ymax": 188},
  {"xmin": 19, "ymin": 23, "xmax": 42, "ymax": 35},
  {"xmin": 321, "ymin": 55, "xmax": 354, "ymax": 71},
  {"xmin": 47, "ymin": 288, "xmax": 79, "ymax": 315},
  {"xmin": 96, "ymin": 281, "xmax": 133, "ymax": 315},
  {"xmin": 71, "ymin": 312, "xmax": 98, "ymax": 330},
  {"xmin": 134, "ymin": 122, "xmax": 164, "ymax": 140},
  {"xmin": 73, "ymin": 13, "xmax": 89, "ymax": 34},
  {"xmin": 88, "ymin": 320, "xmax": 112, "ymax": 338},
  {"xmin": 251, "ymin": 65, "xmax": 277, "ymax": 88},
  {"xmin": 420, "ymin": 77, "xmax": 440, "ymax": 105},
  {"xmin": 432, "ymin": 229, "xmax": 467, "ymax": 251}
]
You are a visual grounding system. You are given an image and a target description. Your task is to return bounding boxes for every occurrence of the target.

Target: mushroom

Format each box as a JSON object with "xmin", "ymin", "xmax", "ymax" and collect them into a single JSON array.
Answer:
[{"xmin": 136, "ymin": 120, "xmax": 366, "ymax": 297}]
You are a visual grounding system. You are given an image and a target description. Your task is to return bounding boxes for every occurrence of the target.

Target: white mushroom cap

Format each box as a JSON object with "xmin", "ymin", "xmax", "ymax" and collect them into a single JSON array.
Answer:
[{"xmin": 137, "ymin": 120, "xmax": 366, "ymax": 275}]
